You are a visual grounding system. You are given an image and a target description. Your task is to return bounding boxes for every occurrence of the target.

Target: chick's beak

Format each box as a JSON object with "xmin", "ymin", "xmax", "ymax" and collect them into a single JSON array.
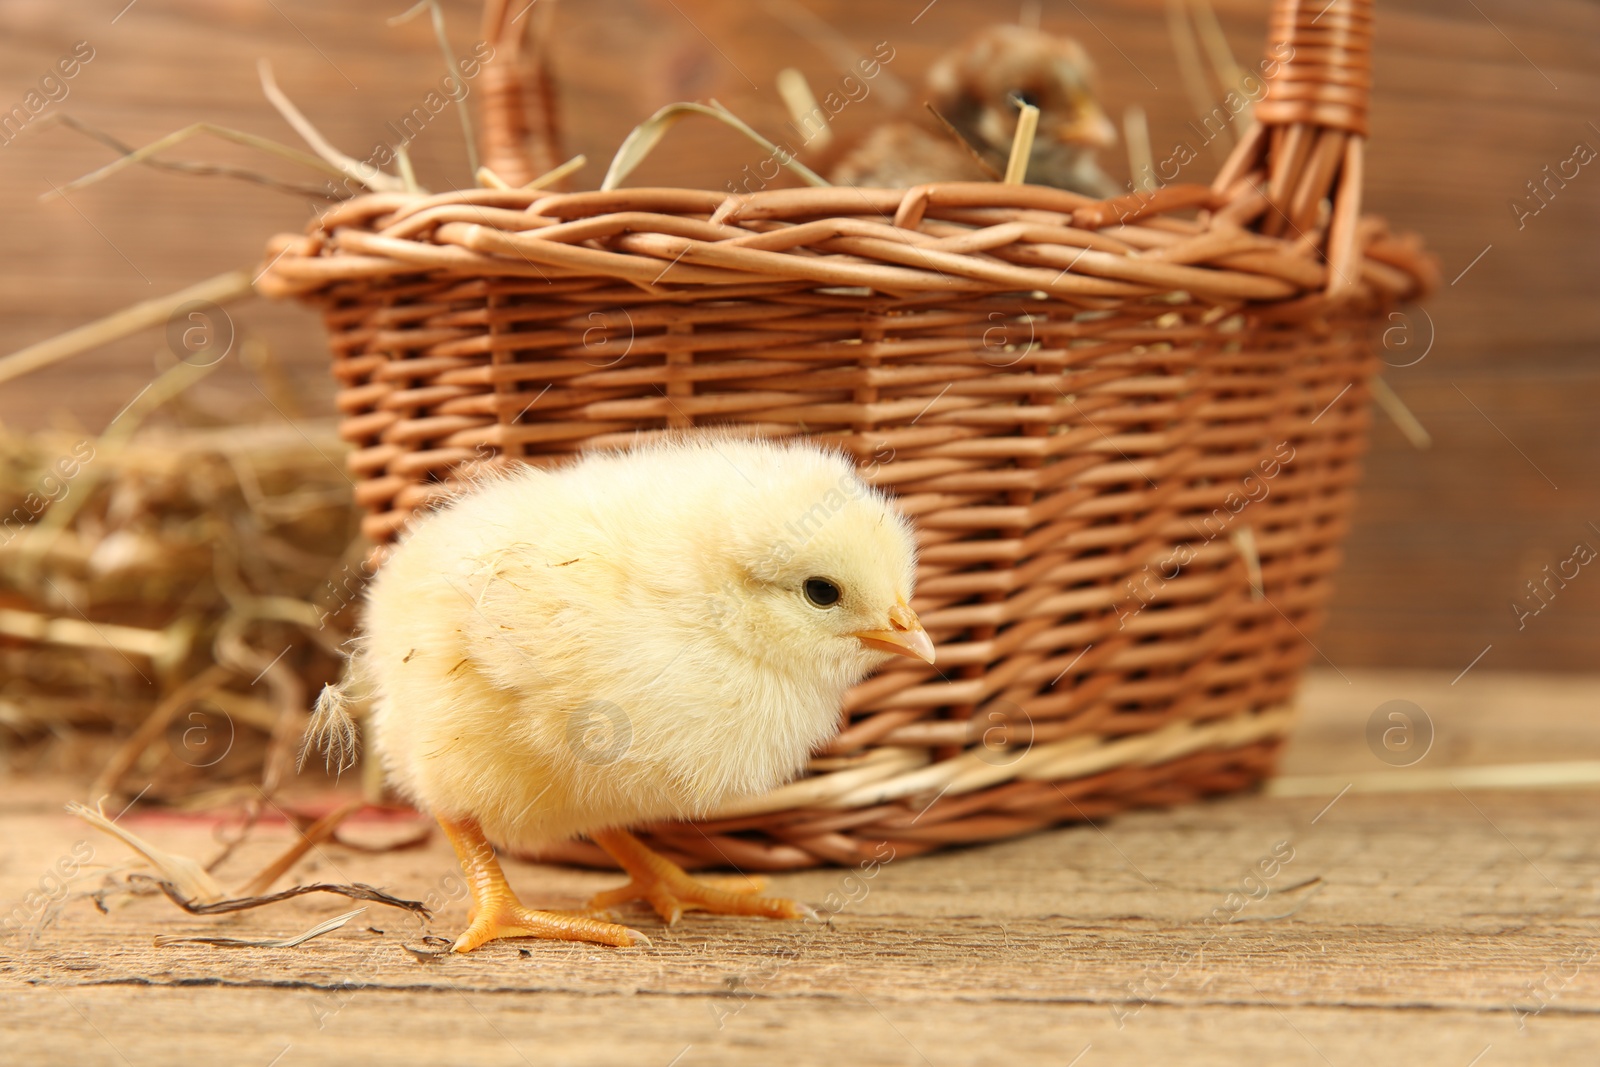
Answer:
[
  {"xmin": 1056, "ymin": 105, "xmax": 1117, "ymax": 148},
  {"xmin": 852, "ymin": 601, "xmax": 936, "ymax": 664}
]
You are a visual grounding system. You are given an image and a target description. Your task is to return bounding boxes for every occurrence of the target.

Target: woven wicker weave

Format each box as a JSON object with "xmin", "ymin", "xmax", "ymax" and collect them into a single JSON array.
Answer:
[{"xmin": 258, "ymin": 0, "xmax": 1435, "ymax": 870}]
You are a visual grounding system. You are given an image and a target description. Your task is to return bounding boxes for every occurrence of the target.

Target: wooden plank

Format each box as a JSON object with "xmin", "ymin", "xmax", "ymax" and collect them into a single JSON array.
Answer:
[
  {"xmin": 11, "ymin": 986, "xmax": 1600, "ymax": 1067},
  {"xmin": 3, "ymin": 988, "xmax": 1594, "ymax": 1067},
  {"xmin": 4, "ymin": 668, "xmax": 1600, "ymax": 1062}
]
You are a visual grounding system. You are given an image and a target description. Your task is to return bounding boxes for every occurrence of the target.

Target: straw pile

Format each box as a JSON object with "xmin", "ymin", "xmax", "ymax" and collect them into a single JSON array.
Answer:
[{"xmin": 0, "ymin": 380, "xmax": 361, "ymax": 804}]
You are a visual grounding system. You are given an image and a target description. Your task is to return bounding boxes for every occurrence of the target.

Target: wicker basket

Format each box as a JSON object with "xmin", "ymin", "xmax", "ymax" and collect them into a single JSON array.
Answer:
[{"xmin": 258, "ymin": 0, "xmax": 1434, "ymax": 870}]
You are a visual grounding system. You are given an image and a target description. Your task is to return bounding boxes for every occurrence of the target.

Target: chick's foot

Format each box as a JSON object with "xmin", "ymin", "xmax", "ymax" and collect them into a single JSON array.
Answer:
[
  {"xmin": 454, "ymin": 899, "xmax": 649, "ymax": 953},
  {"xmin": 589, "ymin": 828, "xmax": 812, "ymax": 925},
  {"xmin": 439, "ymin": 816, "xmax": 650, "ymax": 953}
]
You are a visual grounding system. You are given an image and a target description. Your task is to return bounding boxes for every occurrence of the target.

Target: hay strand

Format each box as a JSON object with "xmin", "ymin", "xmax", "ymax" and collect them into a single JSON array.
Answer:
[
  {"xmin": 234, "ymin": 801, "xmax": 364, "ymax": 897},
  {"xmin": 757, "ymin": 0, "xmax": 911, "ymax": 110},
  {"xmin": 91, "ymin": 666, "xmax": 232, "ymax": 801},
  {"xmin": 525, "ymin": 153, "xmax": 586, "ymax": 190},
  {"xmin": 1191, "ymin": 0, "xmax": 1251, "ymax": 127},
  {"xmin": 601, "ymin": 100, "xmax": 829, "ymax": 191},
  {"xmin": 393, "ymin": 142, "xmax": 422, "ymax": 193},
  {"xmin": 40, "ymin": 123, "xmax": 347, "ymax": 202},
  {"xmin": 0, "ymin": 608, "xmax": 186, "ymax": 664},
  {"xmin": 1165, "ymin": 0, "xmax": 1231, "ymax": 155},
  {"xmin": 257, "ymin": 60, "xmax": 408, "ymax": 193},
  {"xmin": 1124, "ymin": 104, "xmax": 1155, "ymax": 192},
  {"xmin": 151, "ymin": 879, "xmax": 429, "ymax": 917},
  {"xmin": 68, "ymin": 800, "xmax": 229, "ymax": 905},
  {"xmin": 1268, "ymin": 760, "xmax": 1600, "ymax": 797},
  {"xmin": 923, "ymin": 103, "xmax": 1003, "ymax": 181},
  {"xmin": 1370, "ymin": 375, "xmax": 1432, "ymax": 450},
  {"xmin": 1003, "ymin": 100, "xmax": 1040, "ymax": 185},
  {"xmin": 45, "ymin": 115, "xmax": 346, "ymax": 200},
  {"xmin": 777, "ymin": 68, "xmax": 833, "ymax": 151},
  {"xmin": 388, "ymin": 0, "xmax": 480, "ymax": 177},
  {"xmin": 475, "ymin": 164, "xmax": 512, "ymax": 189},
  {"xmin": 153, "ymin": 906, "xmax": 365, "ymax": 948},
  {"xmin": 0, "ymin": 270, "xmax": 254, "ymax": 386}
]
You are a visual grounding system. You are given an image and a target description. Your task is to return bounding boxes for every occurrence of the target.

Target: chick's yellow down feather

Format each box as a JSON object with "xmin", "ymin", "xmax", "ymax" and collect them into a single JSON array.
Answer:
[{"xmin": 355, "ymin": 435, "xmax": 932, "ymax": 950}]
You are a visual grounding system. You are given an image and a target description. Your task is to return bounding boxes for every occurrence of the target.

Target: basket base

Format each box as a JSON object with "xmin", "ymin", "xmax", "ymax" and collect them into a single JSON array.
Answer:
[{"xmin": 518, "ymin": 726, "xmax": 1286, "ymax": 872}]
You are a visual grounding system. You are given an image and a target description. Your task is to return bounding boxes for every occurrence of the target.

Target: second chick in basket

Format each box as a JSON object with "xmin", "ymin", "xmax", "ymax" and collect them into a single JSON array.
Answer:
[{"xmin": 830, "ymin": 24, "xmax": 1120, "ymax": 195}]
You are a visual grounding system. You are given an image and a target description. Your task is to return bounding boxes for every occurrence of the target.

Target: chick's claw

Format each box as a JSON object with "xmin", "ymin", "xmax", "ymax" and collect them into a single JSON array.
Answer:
[
  {"xmin": 586, "ymin": 875, "xmax": 805, "ymax": 926},
  {"xmin": 589, "ymin": 829, "xmax": 809, "ymax": 926},
  {"xmin": 453, "ymin": 902, "xmax": 650, "ymax": 954}
]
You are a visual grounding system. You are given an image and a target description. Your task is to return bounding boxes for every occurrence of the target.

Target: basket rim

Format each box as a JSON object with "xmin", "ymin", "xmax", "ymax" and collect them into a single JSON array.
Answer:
[{"xmin": 257, "ymin": 179, "xmax": 1436, "ymax": 308}]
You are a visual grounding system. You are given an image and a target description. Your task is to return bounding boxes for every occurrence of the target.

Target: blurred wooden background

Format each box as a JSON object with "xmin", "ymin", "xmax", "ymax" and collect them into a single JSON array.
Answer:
[{"xmin": 0, "ymin": 0, "xmax": 1595, "ymax": 672}]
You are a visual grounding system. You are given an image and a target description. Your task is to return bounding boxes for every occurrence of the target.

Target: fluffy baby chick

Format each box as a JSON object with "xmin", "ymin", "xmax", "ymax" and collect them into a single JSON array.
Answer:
[
  {"xmin": 354, "ymin": 435, "xmax": 932, "ymax": 952},
  {"xmin": 830, "ymin": 24, "xmax": 1119, "ymax": 196}
]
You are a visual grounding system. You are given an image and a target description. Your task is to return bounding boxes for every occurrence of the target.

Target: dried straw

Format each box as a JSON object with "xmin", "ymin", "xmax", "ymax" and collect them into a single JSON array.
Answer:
[
  {"xmin": 0, "ymin": 271, "xmax": 254, "ymax": 386},
  {"xmin": 601, "ymin": 101, "xmax": 830, "ymax": 191},
  {"xmin": 153, "ymin": 906, "xmax": 365, "ymax": 948},
  {"xmin": 388, "ymin": 0, "xmax": 480, "ymax": 176},
  {"xmin": 0, "ymin": 394, "xmax": 359, "ymax": 803},
  {"xmin": 1003, "ymin": 100, "xmax": 1041, "ymax": 185}
]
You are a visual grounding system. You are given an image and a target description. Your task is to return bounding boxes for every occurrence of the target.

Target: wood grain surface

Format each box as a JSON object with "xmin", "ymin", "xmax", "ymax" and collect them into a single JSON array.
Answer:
[
  {"xmin": 4, "ymin": 667, "xmax": 1599, "ymax": 1064},
  {"xmin": 0, "ymin": 0, "xmax": 1595, "ymax": 675}
]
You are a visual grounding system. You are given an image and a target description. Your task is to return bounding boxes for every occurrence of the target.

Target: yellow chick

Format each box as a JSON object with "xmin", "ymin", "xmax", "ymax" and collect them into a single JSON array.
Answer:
[{"xmin": 353, "ymin": 434, "xmax": 933, "ymax": 952}]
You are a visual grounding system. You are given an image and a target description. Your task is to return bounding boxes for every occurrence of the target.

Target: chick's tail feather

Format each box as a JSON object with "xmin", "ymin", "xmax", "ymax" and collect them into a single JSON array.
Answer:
[{"xmin": 300, "ymin": 679, "xmax": 360, "ymax": 775}]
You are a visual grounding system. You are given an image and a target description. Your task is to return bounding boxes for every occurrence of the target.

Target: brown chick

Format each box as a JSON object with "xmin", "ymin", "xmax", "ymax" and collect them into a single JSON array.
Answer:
[{"xmin": 830, "ymin": 24, "xmax": 1119, "ymax": 196}]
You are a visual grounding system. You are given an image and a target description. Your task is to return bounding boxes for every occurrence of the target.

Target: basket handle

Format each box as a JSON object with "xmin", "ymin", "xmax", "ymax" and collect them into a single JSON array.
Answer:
[
  {"xmin": 1212, "ymin": 0, "xmax": 1374, "ymax": 294},
  {"xmin": 477, "ymin": 0, "xmax": 562, "ymax": 186},
  {"xmin": 1257, "ymin": 0, "xmax": 1373, "ymax": 135}
]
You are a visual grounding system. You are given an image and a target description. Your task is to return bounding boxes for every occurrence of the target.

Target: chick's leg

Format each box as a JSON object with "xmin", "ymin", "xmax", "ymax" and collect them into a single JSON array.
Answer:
[
  {"xmin": 439, "ymin": 816, "xmax": 649, "ymax": 952},
  {"xmin": 588, "ymin": 828, "xmax": 809, "ymax": 925}
]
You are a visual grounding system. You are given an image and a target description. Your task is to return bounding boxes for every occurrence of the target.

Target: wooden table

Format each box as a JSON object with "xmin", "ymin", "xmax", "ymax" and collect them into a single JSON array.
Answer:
[{"xmin": 3, "ymin": 668, "xmax": 1598, "ymax": 1065}]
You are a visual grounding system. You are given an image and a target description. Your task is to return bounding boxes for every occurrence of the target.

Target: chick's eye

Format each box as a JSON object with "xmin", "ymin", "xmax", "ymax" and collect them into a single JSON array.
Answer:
[
  {"xmin": 803, "ymin": 577, "xmax": 842, "ymax": 607},
  {"xmin": 1011, "ymin": 89, "xmax": 1040, "ymax": 109}
]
